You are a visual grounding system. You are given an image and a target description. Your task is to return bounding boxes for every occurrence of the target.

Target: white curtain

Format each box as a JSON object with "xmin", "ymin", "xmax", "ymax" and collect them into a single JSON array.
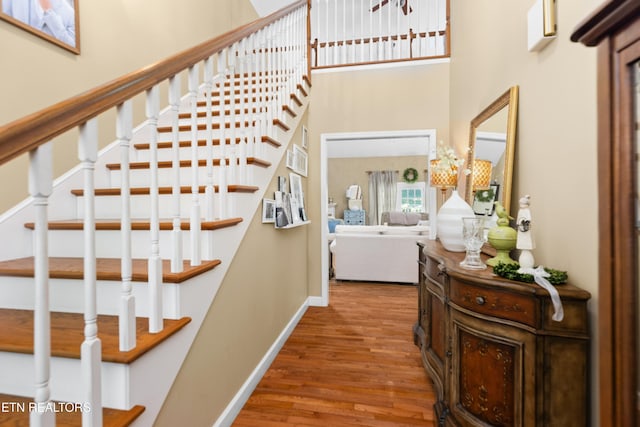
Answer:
[{"xmin": 368, "ymin": 170, "xmax": 398, "ymax": 225}]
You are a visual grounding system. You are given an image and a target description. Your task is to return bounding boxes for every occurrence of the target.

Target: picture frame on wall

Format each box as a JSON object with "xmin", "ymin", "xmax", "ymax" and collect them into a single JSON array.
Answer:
[
  {"xmin": 301, "ymin": 125, "xmax": 308, "ymax": 150},
  {"xmin": 262, "ymin": 198, "xmax": 276, "ymax": 223},
  {"xmin": 0, "ymin": 0, "xmax": 81, "ymax": 54},
  {"xmin": 293, "ymin": 144, "xmax": 307, "ymax": 177},
  {"xmin": 286, "ymin": 150, "xmax": 295, "ymax": 170}
]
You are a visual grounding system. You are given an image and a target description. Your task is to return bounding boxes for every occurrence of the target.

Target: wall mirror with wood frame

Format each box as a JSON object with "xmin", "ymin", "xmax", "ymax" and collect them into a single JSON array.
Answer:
[{"xmin": 464, "ymin": 86, "xmax": 519, "ymax": 214}]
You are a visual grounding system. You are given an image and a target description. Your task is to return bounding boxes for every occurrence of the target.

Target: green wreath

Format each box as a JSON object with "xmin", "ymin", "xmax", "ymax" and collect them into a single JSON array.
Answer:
[{"xmin": 403, "ymin": 167, "xmax": 419, "ymax": 183}]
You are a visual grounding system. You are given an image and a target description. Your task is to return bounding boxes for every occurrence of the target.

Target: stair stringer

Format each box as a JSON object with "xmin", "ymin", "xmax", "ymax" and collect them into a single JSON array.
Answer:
[{"xmin": 0, "ymin": 80, "xmax": 310, "ymax": 426}]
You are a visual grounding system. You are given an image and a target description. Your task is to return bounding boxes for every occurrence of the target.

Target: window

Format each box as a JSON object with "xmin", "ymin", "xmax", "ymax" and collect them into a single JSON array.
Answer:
[{"xmin": 396, "ymin": 182, "xmax": 426, "ymax": 213}]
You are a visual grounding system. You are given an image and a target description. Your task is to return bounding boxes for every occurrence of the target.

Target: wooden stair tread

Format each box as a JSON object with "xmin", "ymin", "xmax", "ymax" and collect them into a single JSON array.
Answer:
[
  {"xmin": 197, "ymin": 96, "xmax": 261, "ymax": 107},
  {"xmin": 0, "ymin": 394, "xmax": 144, "ymax": 427},
  {"xmin": 133, "ymin": 135, "xmax": 280, "ymax": 150},
  {"xmin": 24, "ymin": 217, "xmax": 243, "ymax": 231},
  {"xmin": 0, "ymin": 257, "xmax": 221, "ymax": 284},
  {"xmin": 303, "ymin": 74, "xmax": 312, "ymax": 87},
  {"xmin": 177, "ymin": 106, "xmax": 260, "ymax": 119},
  {"xmin": 156, "ymin": 119, "xmax": 289, "ymax": 133},
  {"xmin": 157, "ymin": 120, "xmax": 252, "ymax": 133},
  {"xmin": 105, "ymin": 157, "xmax": 271, "ymax": 170},
  {"xmin": 0, "ymin": 309, "xmax": 191, "ymax": 363},
  {"xmin": 297, "ymin": 83, "xmax": 308, "ymax": 97},
  {"xmin": 70, "ymin": 184, "xmax": 258, "ymax": 197}
]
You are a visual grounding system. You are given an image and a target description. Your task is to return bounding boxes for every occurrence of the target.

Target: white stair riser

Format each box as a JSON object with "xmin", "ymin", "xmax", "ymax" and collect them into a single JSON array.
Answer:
[
  {"xmin": 0, "ymin": 352, "xmax": 130, "ymax": 409},
  {"xmin": 43, "ymin": 221, "xmax": 245, "ymax": 260},
  {"xmin": 151, "ymin": 122, "xmax": 288, "ymax": 145},
  {"xmin": 107, "ymin": 163, "xmax": 256, "ymax": 188},
  {"xmin": 131, "ymin": 142, "xmax": 260, "ymax": 163},
  {"xmin": 0, "ymin": 328, "xmax": 191, "ymax": 412},
  {"xmin": 73, "ymin": 191, "xmax": 258, "ymax": 220},
  {"xmin": 0, "ymin": 276, "xmax": 185, "ymax": 319}
]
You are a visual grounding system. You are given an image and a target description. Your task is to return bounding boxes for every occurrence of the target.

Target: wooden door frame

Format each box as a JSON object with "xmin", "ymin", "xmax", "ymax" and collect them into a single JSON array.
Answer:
[{"xmin": 572, "ymin": 2, "xmax": 640, "ymax": 425}]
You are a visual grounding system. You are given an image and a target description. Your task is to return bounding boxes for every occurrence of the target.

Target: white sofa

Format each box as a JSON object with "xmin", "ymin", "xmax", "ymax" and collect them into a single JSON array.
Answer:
[{"xmin": 329, "ymin": 224, "xmax": 430, "ymax": 284}]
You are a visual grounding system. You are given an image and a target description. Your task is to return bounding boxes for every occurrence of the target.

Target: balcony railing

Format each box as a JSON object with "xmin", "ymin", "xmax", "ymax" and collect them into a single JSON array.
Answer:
[{"xmin": 310, "ymin": 0, "xmax": 449, "ymax": 69}]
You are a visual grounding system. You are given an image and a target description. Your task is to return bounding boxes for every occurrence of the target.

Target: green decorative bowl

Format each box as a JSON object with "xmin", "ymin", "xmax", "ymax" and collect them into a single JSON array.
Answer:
[{"xmin": 486, "ymin": 224, "xmax": 517, "ymax": 267}]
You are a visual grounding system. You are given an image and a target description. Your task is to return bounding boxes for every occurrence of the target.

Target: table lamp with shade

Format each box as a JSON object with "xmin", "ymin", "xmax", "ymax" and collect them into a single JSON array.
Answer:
[{"xmin": 429, "ymin": 159, "xmax": 458, "ymax": 206}]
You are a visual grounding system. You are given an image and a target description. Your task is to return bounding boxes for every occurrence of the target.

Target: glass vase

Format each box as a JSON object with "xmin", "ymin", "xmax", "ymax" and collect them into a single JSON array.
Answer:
[{"xmin": 460, "ymin": 217, "xmax": 487, "ymax": 270}]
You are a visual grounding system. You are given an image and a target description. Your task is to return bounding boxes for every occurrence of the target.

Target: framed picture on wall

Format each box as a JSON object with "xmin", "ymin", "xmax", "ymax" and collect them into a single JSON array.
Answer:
[
  {"xmin": 0, "ymin": 0, "xmax": 80, "ymax": 54},
  {"xmin": 262, "ymin": 198, "xmax": 276, "ymax": 223},
  {"xmin": 293, "ymin": 144, "xmax": 307, "ymax": 177},
  {"xmin": 301, "ymin": 125, "xmax": 308, "ymax": 150}
]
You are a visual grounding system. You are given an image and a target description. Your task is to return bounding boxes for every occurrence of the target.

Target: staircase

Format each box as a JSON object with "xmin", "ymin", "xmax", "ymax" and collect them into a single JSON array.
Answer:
[{"xmin": 0, "ymin": 2, "xmax": 310, "ymax": 426}]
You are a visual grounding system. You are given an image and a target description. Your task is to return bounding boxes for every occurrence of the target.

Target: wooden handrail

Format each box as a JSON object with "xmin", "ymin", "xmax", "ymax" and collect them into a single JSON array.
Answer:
[{"xmin": 0, "ymin": 0, "xmax": 306, "ymax": 166}]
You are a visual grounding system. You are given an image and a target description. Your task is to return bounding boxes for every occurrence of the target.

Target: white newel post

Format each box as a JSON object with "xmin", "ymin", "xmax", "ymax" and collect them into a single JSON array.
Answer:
[
  {"xmin": 29, "ymin": 142, "xmax": 55, "ymax": 427},
  {"xmin": 169, "ymin": 75, "xmax": 184, "ymax": 274},
  {"xmin": 146, "ymin": 86, "xmax": 164, "ymax": 333},
  {"xmin": 117, "ymin": 100, "xmax": 136, "ymax": 351},
  {"xmin": 188, "ymin": 65, "xmax": 202, "ymax": 266},
  {"xmin": 78, "ymin": 120, "xmax": 103, "ymax": 427}
]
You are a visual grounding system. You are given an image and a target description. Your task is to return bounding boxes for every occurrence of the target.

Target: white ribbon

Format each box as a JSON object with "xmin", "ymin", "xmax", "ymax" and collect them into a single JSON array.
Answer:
[{"xmin": 518, "ymin": 266, "xmax": 564, "ymax": 322}]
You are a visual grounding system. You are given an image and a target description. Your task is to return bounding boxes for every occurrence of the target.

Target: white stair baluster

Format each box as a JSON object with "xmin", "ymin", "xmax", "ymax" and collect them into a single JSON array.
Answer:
[
  {"xmin": 217, "ymin": 51, "xmax": 228, "ymax": 220},
  {"xmin": 239, "ymin": 40, "xmax": 247, "ymax": 143},
  {"xmin": 204, "ymin": 57, "xmax": 215, "ymax": 223},
  {"xmin": 239, "ymin": 133, "xmax": 247, "ymax": 185},
  {"xmin": 333, "ymin": 0, "xmax": 338, "ymax": 64},
  {"xmin": 417, "ymin": 0, "xmax": 422, "ymax": 57},
  {"xmin": 386, "ymin": 0, "xmax": 391, "ymax": 59},
  {"xmin": 246, "ymin": 34, "xmax": 257, "ymax": 160},
  {"xmin": 325, "ymin": 0, "xmax": 330, "ymax": 66},
  {"xmin": 78, "ymin": 119, "xmax": 103, "ymax": 427},
  {"xmin": 188, "ymin": 65, "xmax": 202, "ymax": 266},
  {"xmin": 228, "ymin": 61, "xmax": 237, "ymax": 214},
  {"xmin": 28, "ymin": 142, "xmax": 55, "ymax": 427},
  {"xmin": 377, "ymin": 0, "xmax": 382, "ymax": 60},
  {"xmin": 117, "ymin": 100, "xmax": 136, "ymax": 351},
  {"xmin": 146, "ymin": 86, "xmax": 164, "ymax": 333},
  {"xmin": 369, "ymin": 0, "xmax": 374, "ymax": 61},
  {"xmin": 396, "ymin": 0, "xmax": 400, "ymax": 59},
  {"xmin": 169, "ymin": 75, "xmax": 183, "ymax": 274},
  {"xmin": 342, "ymin": 0, "xmax": 346, "ymax": 63},
  {"xmin": 203, "ymin": 57, "xmax": 216, "ymax": 261},
  {"xmin": 266, "ymin": 34, "xmax": 275, "ymax": 139}
]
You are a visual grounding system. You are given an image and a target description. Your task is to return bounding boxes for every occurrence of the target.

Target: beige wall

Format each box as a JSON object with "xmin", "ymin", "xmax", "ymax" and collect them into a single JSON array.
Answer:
[
  {"xmin": 328, "ymin": 156, "xmax": 428, "ymax": 220},
  {"xmin": 449, "ymin": 0, "xmax": 601, "ymax": 418},
  {"xmin": 306, "ymin": 62, "xmax": 450, "ymax": 297},
  {"xmin": 0, "ymin": 0, "xmax": 258, "ymax": 212}
]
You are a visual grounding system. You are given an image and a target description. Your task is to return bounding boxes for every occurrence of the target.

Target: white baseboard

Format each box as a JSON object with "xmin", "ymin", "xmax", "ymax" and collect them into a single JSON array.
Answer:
[
  {"xmin": 308, "ymin": 295, "xmax": 327, "ymax": 307},
  {"xmin": 212, "ymin": 297, "xmax": 310, "ymax": 427}
]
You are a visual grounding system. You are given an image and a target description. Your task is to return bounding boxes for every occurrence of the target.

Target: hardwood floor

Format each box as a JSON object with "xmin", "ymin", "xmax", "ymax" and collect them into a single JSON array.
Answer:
[{"xmin": 232, "ymin": 281, "xmax": 436, "ymax": 426}]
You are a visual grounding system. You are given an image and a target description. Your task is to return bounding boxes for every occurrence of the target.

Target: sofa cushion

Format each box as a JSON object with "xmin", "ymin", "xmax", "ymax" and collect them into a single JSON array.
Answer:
[{"xmin": 381, "ymin": 211, "xmax": 428, "ymax": 226}]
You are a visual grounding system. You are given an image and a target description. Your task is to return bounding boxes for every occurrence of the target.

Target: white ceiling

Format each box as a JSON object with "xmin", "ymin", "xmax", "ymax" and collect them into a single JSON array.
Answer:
[{"xmin": 249, "ymin": 0, "xmax": 297, "ymax": 17}]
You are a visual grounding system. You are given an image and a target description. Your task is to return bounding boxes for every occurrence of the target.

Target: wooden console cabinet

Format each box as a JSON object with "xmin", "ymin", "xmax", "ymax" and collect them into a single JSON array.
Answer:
[{"xmin": 414, "ymin": 241, "xmax": 591, "ymax": 426}]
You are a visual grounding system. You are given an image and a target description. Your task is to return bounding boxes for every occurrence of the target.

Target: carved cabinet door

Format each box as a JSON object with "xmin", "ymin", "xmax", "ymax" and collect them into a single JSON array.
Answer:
[
  {"xmin": 425, "ymin": 279, "xmax": 447, "ymax": 395},
  {"xmin": 448, "ymin": 308, "xmax": 535, "ymax": 427}
]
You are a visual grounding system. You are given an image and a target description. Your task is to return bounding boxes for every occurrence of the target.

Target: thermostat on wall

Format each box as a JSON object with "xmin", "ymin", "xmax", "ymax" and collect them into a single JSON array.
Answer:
[{"xmin": 528, "ymin": 0, "xmax": 556, "ymax": 52}]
